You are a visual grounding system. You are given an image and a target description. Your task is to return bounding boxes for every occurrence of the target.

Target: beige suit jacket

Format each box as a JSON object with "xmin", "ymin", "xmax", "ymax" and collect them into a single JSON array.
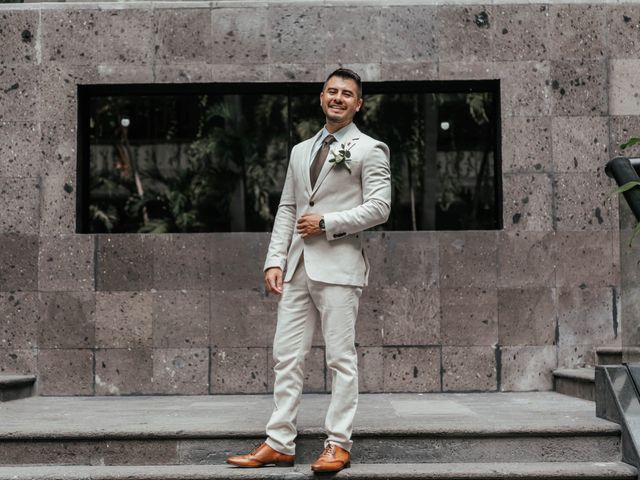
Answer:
[{"xmin": 264, "ymin": 122, "xmax": 391, "ymax": 287}]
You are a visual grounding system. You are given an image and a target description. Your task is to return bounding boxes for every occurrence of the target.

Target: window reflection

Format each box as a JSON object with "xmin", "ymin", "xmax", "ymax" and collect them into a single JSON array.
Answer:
[{"xmin": 86, "ymin": 85, "xmax": 498, "ymax": 233}]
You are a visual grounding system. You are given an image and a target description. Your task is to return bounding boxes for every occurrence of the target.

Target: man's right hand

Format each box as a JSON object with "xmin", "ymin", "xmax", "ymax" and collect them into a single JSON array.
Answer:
[{"xmin": 265, "ymin": 267, "xmax": 284, "ymax": 295}]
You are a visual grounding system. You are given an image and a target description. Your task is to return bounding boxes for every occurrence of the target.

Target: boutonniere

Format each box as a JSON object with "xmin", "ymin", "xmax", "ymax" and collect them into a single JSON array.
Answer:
[{"xmin": 329, "ymin": 138, "xmax": 359, "ymax": 174}]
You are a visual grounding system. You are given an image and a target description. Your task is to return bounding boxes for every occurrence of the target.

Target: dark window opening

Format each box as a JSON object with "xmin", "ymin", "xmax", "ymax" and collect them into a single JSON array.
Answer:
[{"xmin": 78, "ymin": 80, "xmax": 501, "ymax": 233}]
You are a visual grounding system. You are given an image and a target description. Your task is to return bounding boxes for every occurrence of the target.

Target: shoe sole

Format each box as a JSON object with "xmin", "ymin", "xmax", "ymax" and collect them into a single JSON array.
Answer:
[
  {"xmin": 226, "ymin": 460, "xmax": 295, "ymax": 468},
  {"xmin": 311, "ymin": 461, "xmax": 351, "ymax": 473}
]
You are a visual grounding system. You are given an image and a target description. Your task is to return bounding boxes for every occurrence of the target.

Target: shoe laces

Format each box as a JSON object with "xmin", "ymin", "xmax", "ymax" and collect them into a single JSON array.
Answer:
[{"xmin": 325, "ymin": 443, "xmax": 336, "ymax": 456}]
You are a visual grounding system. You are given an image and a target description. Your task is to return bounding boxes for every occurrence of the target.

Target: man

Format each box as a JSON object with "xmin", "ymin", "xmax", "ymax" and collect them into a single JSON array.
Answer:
[{"xmin": 226, "ymin": 68, "xmax": 391, "ymax": 473}]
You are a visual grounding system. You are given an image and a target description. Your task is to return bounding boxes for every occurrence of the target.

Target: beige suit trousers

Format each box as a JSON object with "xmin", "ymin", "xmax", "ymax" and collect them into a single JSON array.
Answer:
[{"xmin": 265, "ymin": 258, "xmax": 362, "ymax": 455}]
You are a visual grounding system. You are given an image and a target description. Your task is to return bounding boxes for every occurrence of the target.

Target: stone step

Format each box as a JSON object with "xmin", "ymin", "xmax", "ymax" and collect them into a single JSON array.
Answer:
[
  {"xmin": 0, "ymin": 462, "xmax": 634, "ymax": 480},
  {"xmin": 0, "ymin": 393, "xmax": 622, "ymax": 465},
  {"xmin": 553, "ymin": 368, "xmax": 595, "ymax": 401},
  {"xmin": 596, "ymin": 347, "xmax": 623, "ymax": 365},
  {"xmin": 0, "ymin": 431, "xmax": 622, "ymax": 466},
  {"xmin": 0, "ymin": 375, "xmax": 36, "ymax": 402}
]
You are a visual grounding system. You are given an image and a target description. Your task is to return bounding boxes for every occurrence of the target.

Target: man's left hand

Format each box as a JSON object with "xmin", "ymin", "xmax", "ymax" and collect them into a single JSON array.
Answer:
[{"xmin": 297, "ymin": 213, "xmax": 323, "ymax": 238}]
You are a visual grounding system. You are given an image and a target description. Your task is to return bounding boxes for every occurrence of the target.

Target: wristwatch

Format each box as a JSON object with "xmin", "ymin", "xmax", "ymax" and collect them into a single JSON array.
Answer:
[{"xmin": 319, "ymin": 218, "xmax": 326, "ymax": 231}]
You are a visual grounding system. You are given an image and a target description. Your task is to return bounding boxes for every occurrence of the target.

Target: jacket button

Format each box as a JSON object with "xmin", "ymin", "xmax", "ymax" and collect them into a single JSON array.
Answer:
[{"xmin": 309, "ymin": 201, "xmax": 315, "ymax": 206}]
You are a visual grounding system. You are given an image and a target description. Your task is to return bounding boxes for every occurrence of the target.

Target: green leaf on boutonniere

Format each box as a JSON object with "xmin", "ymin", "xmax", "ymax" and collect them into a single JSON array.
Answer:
[{"xmin": 330, "ymin": 138, "xmax": 358, "ymax": 175}]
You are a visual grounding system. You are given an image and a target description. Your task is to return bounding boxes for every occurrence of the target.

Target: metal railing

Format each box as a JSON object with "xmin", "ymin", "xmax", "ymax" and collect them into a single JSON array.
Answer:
[{"xmin": 605, "ymin": 157, "xmax": 640, "ymax": 222}]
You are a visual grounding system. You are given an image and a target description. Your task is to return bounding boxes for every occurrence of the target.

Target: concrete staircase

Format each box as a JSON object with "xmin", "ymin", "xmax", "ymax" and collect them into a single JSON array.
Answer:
[{"xmin": 0, "ymin": 392, "xmax": 634, "ymax": 479}]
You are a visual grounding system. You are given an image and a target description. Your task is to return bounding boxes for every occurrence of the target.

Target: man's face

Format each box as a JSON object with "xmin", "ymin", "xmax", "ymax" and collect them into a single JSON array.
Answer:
[{"xmin": 320, "ymin": 76, "xmax": 363, "ymax": 125}]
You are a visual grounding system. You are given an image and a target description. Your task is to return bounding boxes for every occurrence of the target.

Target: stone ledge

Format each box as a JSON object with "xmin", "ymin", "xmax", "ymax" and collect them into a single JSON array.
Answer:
[
  {"xmin": 553, "ymin": 368, "xmax": 596, "ymax": 383},
  {"xmin": 0, "ymin": 462, "xmax": 634, "ymax": 480}
]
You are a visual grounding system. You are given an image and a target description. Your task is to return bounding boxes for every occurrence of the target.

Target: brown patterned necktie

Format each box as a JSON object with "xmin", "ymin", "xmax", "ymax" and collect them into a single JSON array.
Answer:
[{"xmin": 310, "ymin": 134, "xmax": 336, "ymax": 189}]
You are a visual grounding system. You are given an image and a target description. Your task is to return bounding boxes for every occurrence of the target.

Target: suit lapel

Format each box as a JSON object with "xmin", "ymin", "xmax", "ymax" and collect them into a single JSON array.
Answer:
[
  {"xmin": 301, "ymin": 129, "xmax": 323, "ymax": 195},
  {"xmin": 310, "ymin": 123, "xmax": 360, "ymax": 197}
]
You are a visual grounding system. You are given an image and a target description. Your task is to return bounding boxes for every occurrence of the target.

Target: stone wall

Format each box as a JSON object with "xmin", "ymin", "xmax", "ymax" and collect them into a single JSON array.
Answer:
[{"xmin": 0, "ymin": 0, "xmax": 631, "ymax": 395}]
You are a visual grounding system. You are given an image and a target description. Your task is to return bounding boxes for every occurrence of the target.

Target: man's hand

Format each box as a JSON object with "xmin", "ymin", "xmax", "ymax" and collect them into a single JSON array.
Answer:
[
  {"xmin": 297, "ymin": 213, "xmax": 323, "ymax": 238},
  {"xmin": 265, "ymin": 267, "xmax": 283, "ymax": 295}
]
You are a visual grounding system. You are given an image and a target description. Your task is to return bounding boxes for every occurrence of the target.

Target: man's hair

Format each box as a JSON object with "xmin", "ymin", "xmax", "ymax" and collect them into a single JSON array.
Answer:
[{"xmin": 323, "ymin": 68, "xmax": 362, "ymax": 99}]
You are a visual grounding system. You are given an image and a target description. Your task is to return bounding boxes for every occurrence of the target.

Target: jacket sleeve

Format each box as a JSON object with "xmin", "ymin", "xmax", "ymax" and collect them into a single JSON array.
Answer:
[
  {"xmin": 263, "ymin": 146, "xmax": 298, "ymax": 271},
  {"xmin": 322, "ymin": 142, "xmax": 391, "ymax": 241}
]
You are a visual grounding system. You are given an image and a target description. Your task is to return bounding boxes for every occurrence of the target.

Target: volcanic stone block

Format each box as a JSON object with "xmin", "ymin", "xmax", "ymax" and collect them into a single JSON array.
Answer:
[
  {"xmin": 609, "ymin": 115, "xmax": 640, "ymax": 160},
  {"xmin": 550, "ymin": 60, "xmax": 608, "ymax": 116},
  {"xmin": 210, "ymin": 233, "xmax": 270, "ymax": 290},
  {"xmin": 269, "ymin": 346, "xmax": 325, "ymax": 393},
  {"xmin": 0, "ymin": 10, "xmax": 39, "ymax": 66},
  {"xmin": 40, "ymin": 121, "xmax": 75, "ymax": 178},
  {"xmin": 96, "ymin": 291, "xmax": 153, "ymax": 348},
  {"xmin": 38, "ymin": 349, "xmax": 94, "ymax": 395},
  {"xmin": 38, "ymin": 235, "xmax": 95, "ymax": 292},
  {"xmin": 440, "ymin": 288, "xmax": 498, "ymax": 346},
  {"xmin": 96, "ymin": 64, "xmax": 154, "ymax": 83},
  {"xmin": 558, "ymin": 344, "xmax": 597, "ymax": 369},
  {"xmin": 211, "ymin": 7, "xmax": 269, "ymax": 64},
  {"xmin": 0, "ymin": 292, "xmax": 39, "ymax": 349},
  {"xmin": 96, "ymin": 235, "xmax": 155, "ymax": 291},
  {"xmin": 355, "ymin": 287, "xmax": 385, "ymax": 346},
  {"xmin": 362, "ymin": 232, "xmax": 388, "ymax": 287},
  {"xmin": 0, "ymin": 348, "xmax": 37, "ymax": 374},
  {"xmin": 39, "ymin": 291, "xmax": 95, "ymax": 349},
  {"xmin": 498, "ymin": 231, "xmax": 556, "ymax": 288},
  {"xmin": 0, "ymin": 177, "xmax": 39, "ymax": 234},
  {"xmin": 386, "ymin": 232, "xmax": 438, "ymax": 288},
  {"xmin": 0, "ymin": 122, "xmax": 40, "ymax": 177},
  {"xmin": 621, "ymin": 287, "xmax": 640, "ymax": 346},
  {"xmin": 442, "ymin": 346, "xmax": 497, "ymax": 392},
  {"xmin": 0, "ymin": 65, "xmax": 37, "ymax": 121},
  {"xmin": 0, "ymin": 233, "xmax": 38, "ymax": 291},
  {"xmin": 500, "ymin": 345, "xmax": 556, "ymax": 391},
  {"xmin": 153, "ymin": 234, "xmax": 209, "ymax": 290},
  {"xmin": 380, "ymin": 6, "xmax": 436, "ymax": 63},
  {"xmin": 38, "ymin": 174, "xmax": 76, "ymax": 235},
  {"xmin": 153, "ymin": 290, "xmax": 209, "ymax": 348},
  {"xmin": 356, "ymin": 346, "xmax": 384, "ymax": 393},
  {"xmin": 498, "ymin": 288, "xmax": 556, "ymax": 346},
  {"xmin": 95, "ymin": 348, "xmax": 153, "ymax": 395},
  {"xmin": 501, "ymin": 117, "xmax": 552, "ymax": 173},
  {"xmin": 322, "ymin": 6, "xmax": 382, "ymax": 62},
  {"xmin": 439, "ymin": 231, "xmax": 498, "ymax": 288},
  {"xmin": 155, "ymin": 64, "xmax": 216, "ymax": 83},
  {"xmin": 380, "ymin": 63, "xmax": 438, "ymax": 81},
  {"xmin": 382, "ymin": 347, "xmax": 440, "ymax": 393},
  {"xmin": 40, "ymin": 8, "xmax": 102, "ymax": 65},
  {"xmin": 489, "ymin": 4, "xmax": 549, "ymax": 62},
  {"xmin": 553, "ymin": 172, "xmax": 615, "ymax": 231},
  {"xmin": 326, "ymin": 63, "xmax": 380, "ymax": 82},
  {"xmin": 610, "ymin": 60, "xmax": 640, "ymax": 116},
  {"xmin": 607, "ymin": 6, "xmax": 640, "ymax": 59},
  {"xmin": 211, "ymin": 347, "xmax": 268, "ymax": 394},
  {"xmin": 555, "ymin": 231, "xmax": 616, "ymax": 287},
  {"xmin": 557, "ymin": 287, "xmax": 617, "ymax": 346},
  {"xmin": 210, "ymin": 288, "xmax": 277, "ymax": 348},
  {"xmin": 38, "ymin": 63, "xmax": 97, "ymax": 126},
  {"xmin": 98, "ymin": 5, "xmax": 154, "ymax": 65},
  {"xmin": 548, "ymin": 4, "xmax": 606, "ymax": 60},
  {"xmin": 552, "ymin": 116, "xmax": 609, "ymax": 173},
  {"xmin": 269, "ymin": 63, "xmax": 323, "ymax": 82},
  {"xmin": 152, "ymin": 348, "xmax": 209, "ymax": 395},
  {"xmin": 269, "ymin": 5, "xmax": 325, "ymax": 64},
  {"xmin": 154, "ymin": 7, "xmax": 212, "ymax": 64},
  {"xmin": 620, "ymin": 238, "xmax": 640, "ymax": 288},
  {"xmin": 436, "ymin": 5, "xmax": 492, "ymax": 63},
  {"xmin": 382, "ymin": 287, "xmax": 440, "ymax": 346},
  {"xmin": 497, "ymin": 61, "xmax": 551, "ymax": 117}
]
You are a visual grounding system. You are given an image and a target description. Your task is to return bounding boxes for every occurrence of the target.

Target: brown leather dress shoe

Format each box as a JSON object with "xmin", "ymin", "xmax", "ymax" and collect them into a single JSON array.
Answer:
[
  {"xmin": 225, "ymin": 442, "xmax": 295, "ymax": 468},
  {"xmin": 310, "ymin": 443, "xmax": 351, "ymax": 472}
]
